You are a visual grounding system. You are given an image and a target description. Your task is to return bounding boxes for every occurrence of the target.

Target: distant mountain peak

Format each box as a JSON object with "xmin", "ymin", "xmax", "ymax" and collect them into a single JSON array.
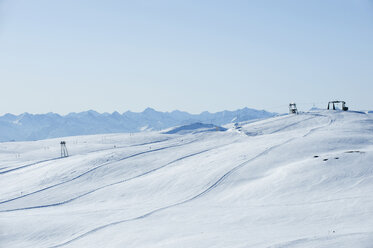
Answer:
[{"xmin": 143, "ymin": 107, "xmax": 157, "ymax": 113}]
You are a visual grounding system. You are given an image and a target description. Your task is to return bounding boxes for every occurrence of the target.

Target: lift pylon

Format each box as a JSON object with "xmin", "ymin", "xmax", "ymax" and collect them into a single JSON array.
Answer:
[{"xmin": 60, "ymin": 141, "xmax": 69, "ymax": 158}]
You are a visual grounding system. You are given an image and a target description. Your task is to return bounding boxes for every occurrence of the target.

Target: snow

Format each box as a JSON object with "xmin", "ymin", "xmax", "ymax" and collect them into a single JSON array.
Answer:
[
  {"xmin": 163, "ymin": 122, "xmax": 227, "ymax": 134},
  {"xmin": 0, "ymin": 110, "xmax": 372, "ymax": 248}
]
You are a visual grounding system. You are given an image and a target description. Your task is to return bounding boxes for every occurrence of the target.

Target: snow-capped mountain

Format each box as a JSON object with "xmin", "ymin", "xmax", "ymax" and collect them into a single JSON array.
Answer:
[{"xmin": 0, "ymin": 107, "xmax": 275, "ymax": 142}]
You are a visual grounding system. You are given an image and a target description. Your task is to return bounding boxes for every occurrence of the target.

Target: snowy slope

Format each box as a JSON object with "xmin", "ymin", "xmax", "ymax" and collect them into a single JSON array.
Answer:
[
  {"xmin": 163, "ymin": 123, "xmax": 227, "ymax": 134},
  {"xmin": 0, "ymin": 110, "xmax": 372, "ymax": 248}
]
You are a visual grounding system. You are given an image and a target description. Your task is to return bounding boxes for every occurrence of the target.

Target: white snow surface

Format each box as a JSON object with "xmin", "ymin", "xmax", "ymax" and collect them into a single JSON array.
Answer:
[{"xmin": 0, "ymin": 110, "xmax": 372, "ymax": 248}]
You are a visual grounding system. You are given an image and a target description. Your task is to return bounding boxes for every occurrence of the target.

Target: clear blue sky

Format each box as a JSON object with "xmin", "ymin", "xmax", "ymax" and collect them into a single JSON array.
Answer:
[{"xmin": 0, "ymin": 0, "xmax": 372, "ymax": 115}]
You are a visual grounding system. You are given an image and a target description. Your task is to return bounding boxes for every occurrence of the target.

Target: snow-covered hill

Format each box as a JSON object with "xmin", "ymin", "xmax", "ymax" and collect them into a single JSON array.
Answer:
[
  {"xmin": 163, "ymin": 122, "xmax": 227, "ymax": 134},
  {"xmin": 0, "ymin": 110, "xmax": 372, "ymax": 248},
  {"xmin": 0, "ymin": 107, "xmax": 275, "ymax": 142}
]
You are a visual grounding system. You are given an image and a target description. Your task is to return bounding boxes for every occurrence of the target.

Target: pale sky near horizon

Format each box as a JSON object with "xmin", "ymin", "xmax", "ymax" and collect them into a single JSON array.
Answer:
[{"xmin": 0, "ymin": 0, "xmax": 372, "ymax": 115}]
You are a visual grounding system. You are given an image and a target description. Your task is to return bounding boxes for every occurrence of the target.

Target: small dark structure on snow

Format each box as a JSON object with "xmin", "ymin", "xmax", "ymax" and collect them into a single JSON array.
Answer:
[
  {"xmin": 60, "ymin": 141, "xmax": 69, "ymax": 157},
  {"xmin": 289, "ymin": 103, "xmax": 298, "ymax": 114},
  {"xmin": 327, "ymin": 101, "xmax": 348, "ymax": 111}
]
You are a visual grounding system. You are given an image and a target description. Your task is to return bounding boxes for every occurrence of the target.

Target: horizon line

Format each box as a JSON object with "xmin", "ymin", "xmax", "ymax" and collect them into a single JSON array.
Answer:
[{"xmin": 0, "ymin": 106, "xmax": 275, "ymax": 117}]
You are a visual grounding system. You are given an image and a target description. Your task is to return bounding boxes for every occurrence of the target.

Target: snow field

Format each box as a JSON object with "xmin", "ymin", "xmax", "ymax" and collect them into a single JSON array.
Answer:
[{"xmin": 0, "ymin": 110, "xmax": 372, "ymax": 247}]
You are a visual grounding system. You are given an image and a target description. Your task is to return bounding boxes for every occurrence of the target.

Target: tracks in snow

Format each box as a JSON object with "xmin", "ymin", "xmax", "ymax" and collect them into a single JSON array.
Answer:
[
  {"xmin": 0, "ymin": 139, "xmax": 196, "ymax": 206},
  {"xmin": 0, "ymin": 148, "xmax": 213, "ymax": 212},
  {"xmin": 48, "ymin": 137, "xmax": 297, "ymax": 248},
  {"xmin": 0, "ymin": 157, "xmax": 63, "ymax": 175},
  {"xmin": 0, "ymin": 139, "xmax": 170, "ymax": 176}
]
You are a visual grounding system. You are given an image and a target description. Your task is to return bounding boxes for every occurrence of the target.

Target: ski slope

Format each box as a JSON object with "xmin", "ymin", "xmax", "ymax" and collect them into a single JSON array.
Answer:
[{"xmin": 0, "ymin": 110, "xmax": 372, "ymax": 248}]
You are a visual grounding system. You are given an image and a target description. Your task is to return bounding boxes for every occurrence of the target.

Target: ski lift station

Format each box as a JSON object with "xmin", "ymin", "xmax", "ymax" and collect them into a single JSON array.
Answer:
[
  {"xmin": 289, "ymin": 103, "xmax": 298, "ymax": 114},
  {"xmin": 327, "ymin": 101, "xmax": 348, "ymax": 111}
]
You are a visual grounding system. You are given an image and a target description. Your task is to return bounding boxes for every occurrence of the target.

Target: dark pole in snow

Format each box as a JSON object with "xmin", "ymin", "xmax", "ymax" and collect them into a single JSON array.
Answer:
[{"xmin": 60, "ymin": 141, "xmax": 69, "ymax": 158}]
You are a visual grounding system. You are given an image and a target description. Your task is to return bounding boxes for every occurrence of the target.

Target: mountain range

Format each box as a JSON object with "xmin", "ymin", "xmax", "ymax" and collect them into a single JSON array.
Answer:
[{"xmin": 0, "ymin": 107, "xmax": 276, "ymax": 142}]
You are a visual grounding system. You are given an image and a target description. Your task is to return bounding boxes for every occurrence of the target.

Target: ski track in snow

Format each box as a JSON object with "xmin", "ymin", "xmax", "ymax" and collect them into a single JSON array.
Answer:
[
  {"xmin": 0, "ymin": 147, "xmax": 218, "ymax": 212},
  {"xmin": 266, "ymin": 231, "xmax": 373, "ymax": 248},
  {"xmin": 269, "ymin": 116, "xmax": 318, "ymax": 134},
  {"xmin": 0, "ymin": 139, "xmax": 171, "ymax": 175},
  {"xmin": 0, "ymin": 139, "xmax": 198, "ymax": 205},
  {"xmin": 302, "ymin": 114, "xmax": 334, "ymax": 137},
  {"xmin": 0, "ymin": 157, "xmax": 63, "ymax": 175}
]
